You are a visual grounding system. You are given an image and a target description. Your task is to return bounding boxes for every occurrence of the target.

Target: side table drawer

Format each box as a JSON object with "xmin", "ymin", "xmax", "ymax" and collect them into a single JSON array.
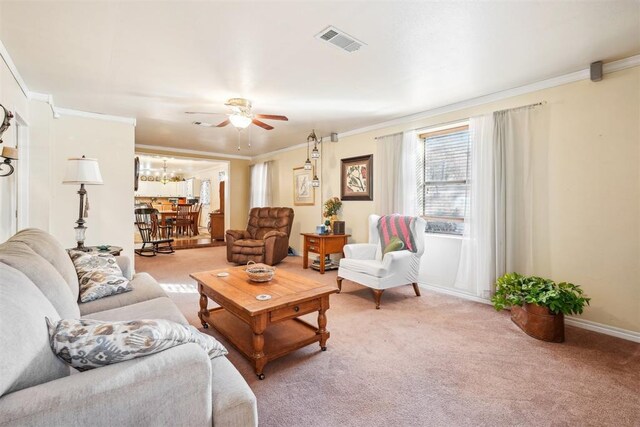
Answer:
[
  {"xmin": 306, "ymin": 239, "xmax": 320, "ymax": 253},
  {"xmin": 270, "ymin": 299, "xmax": 320, "ymax": 323}
]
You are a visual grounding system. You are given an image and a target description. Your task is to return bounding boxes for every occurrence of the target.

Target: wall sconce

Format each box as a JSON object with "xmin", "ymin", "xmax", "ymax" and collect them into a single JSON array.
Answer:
[
  {"xmin": 0, "ymin": 104, "xmax": 17, "ymax": 177},
  {"xmin": 0, "ymin": 146, "xmax": 18, "ymax": 177}
]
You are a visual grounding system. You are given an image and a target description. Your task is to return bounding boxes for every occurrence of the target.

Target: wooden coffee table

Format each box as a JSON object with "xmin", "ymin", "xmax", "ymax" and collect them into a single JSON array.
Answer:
[{"xmin": 190, "ymin": 266, "xmax": 339, "ymax": 379}]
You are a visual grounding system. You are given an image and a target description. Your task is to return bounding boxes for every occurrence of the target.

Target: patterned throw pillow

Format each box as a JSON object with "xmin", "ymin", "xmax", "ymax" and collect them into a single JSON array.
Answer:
[
  {"xmin": 46, "ymin": 317, "xmax": 228, "ymax": 371},
  {"xmin": 383, "ymin": 236, "xmax": 405, "ymax": 256},
  {"xmin": 69, "ymin": 250, "xmax": 131, "ymax": 303}
]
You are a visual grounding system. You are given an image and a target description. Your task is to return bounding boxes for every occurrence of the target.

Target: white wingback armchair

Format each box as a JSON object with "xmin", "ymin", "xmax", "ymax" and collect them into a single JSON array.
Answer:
[{"xmin": 337, "ymin": 214, "xmax": 426, "ymax": 309}]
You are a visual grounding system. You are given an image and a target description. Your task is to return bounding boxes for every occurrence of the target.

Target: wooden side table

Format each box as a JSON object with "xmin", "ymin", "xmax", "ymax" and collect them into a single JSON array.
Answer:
[{"xmin": 301, "ymin": 233, "xmax": 350, "ymax": 274}]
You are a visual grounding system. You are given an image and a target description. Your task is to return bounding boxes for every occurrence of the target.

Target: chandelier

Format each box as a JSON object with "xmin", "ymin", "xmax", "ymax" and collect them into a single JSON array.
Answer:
[{"xmin": 160, "ymin": 160, "xmax": 170, "ymax": 185}]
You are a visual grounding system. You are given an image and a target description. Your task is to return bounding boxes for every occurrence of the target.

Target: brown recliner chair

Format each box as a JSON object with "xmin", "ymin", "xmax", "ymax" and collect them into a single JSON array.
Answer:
[{"xmin": 226, "ymin": 207, "xmax": 294, "ymax": 266}]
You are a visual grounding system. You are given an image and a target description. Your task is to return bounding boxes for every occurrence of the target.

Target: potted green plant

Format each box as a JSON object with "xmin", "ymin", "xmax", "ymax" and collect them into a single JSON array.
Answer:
[
  {"xmin": 491, "ymin": 273, "xmax": 590, "ymax": 342},
  {"xmin": 323, "ymin": 197, "xmax": 343, "ymax": 226}
]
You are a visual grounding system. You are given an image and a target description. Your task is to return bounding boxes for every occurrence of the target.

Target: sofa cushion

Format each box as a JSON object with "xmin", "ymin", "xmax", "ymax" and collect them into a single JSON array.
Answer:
[
  {"xmin": 9, "ymin": 228, "xmax": 80, "ymax": 300},
  {"xmin": 339, "ymin": 258, "xmax": 389, "ymax": 278},
  {"xmin": 210, "ymin": 356, "xmax": 259, "ymax": 426},
  {"xmin": 70, "ymin": 250, "xmax": 132, "ymax": 303},
  {"xmin": 83, "ymin": 297, "xmax": 188, "ymax": 325},
  {"xmin": 233, "ymin": 239, "xmax": 265, "ymax": 248},
  {"xmin": 79, "ymin": 272, "xmax": 168, "ymax": 316},
  {"xmin": 0, "ymin": 241, "xmax": 80, "ymax": 318},
  {"xmin": 47, "ymin": 318, "xmax": 228, "ymax": 371},
  {"xmin": 231, "ymin": 240, "xmax": 265, "ymax": 257},
  {"xmin": 0, "ymin": 263, "xmax": 70, "ymax": 397}
]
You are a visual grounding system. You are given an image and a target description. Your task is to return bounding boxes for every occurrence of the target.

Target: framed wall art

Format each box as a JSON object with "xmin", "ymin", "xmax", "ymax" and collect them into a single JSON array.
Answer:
[
  {"xmin": 341, "ymin": 154, "xmax": 373, "ymax": 201},
  {"xmin": 293, "ymin": 167, "xmax": 314, "ymax": 205}
]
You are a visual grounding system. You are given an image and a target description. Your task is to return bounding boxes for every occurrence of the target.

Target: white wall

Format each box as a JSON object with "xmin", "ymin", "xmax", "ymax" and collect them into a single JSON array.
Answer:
[
  {"xmin": 187, "ymin": 162, "xmax": 228, "ymax": 229},
  {"xmin": 259, "ymin": 66, "xmax": 640, "ymax": 334},
  {"xmin": 44, "ymin": 114, "xmax": 135, "ymax": 257},
  {"xmin": 0, "ymin": 47, "xmax": 29, "ymax": 241}
]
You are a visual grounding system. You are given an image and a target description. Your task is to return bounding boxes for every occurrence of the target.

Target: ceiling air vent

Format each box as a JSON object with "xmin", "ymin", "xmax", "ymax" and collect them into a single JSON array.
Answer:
[{"xmin": 315, "ymin": 26, "xmax": 366, "ymax": 53}]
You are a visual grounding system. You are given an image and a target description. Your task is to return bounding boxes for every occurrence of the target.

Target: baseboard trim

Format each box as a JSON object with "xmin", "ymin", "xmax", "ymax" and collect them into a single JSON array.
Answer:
[
  {"xmin": 564, "ymin": 317, "xmax": 640, "ymax": 343},
  {"xmin": 418, "ymin": 282, "xmax": 492, "ymax": 305},
  {"xmin": 418, "ymin": 282, "xmax": 640, "ymax": 343}
]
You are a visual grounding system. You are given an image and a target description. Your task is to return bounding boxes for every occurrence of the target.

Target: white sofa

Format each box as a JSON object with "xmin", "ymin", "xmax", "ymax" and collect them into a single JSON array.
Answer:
[{"xmin": 0, "ymin": 228, "xmax": 258, "ymax": 426}]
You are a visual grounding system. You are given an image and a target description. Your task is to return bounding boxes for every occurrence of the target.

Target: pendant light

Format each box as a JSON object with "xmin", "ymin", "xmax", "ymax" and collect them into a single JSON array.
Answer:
[
  {"xmin": 311, "ymin": 161, "xmax": 320, "ymax": 187},
  {"xmin": 309, "ymin": 129, "xmax": 320, "ymax": 159},
  {"xmin": 304, "ymin": 132, "xmax": 313, "ymax": 170}
]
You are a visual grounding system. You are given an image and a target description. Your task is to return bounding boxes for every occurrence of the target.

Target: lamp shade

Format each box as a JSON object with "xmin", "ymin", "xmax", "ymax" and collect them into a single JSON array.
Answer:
[
  {"xmin": 1, "ymin": 146, "xmax": 18, "ymax": 160},
  {"xmin": 62, "ymin": 157, "xmax": 103, "ymax": 185}
]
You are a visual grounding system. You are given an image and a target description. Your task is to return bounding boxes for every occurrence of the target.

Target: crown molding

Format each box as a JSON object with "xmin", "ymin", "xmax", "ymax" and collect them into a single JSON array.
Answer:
[
  {"xmin": 0, "ymin": 39, "xmax": 30, "ymax": 97},
  {"xmin": 335, "ymin": 54, "xmax": 640, "ymax": 140},
  {"xmin": 135, "ymin": 144, "xmax": 251, "ymax": 161},
  {"xmin": 251, "ymin": 141, "xmax": 308, "ymax": 160},
  {"xmin": 53, "ymin": 107, "xmax": 136, "ymax": 126},
  {"xmin": 1, "ymin": 37, "xmax": 136, "ymax": 124}
]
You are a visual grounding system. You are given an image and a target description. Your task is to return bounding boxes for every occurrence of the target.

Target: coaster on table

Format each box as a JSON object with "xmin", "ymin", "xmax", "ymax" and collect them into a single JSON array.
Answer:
[
  {"xmin": 256, "ymin": 294, "xmax": 272, "ymax": 301},
  {"xmin": 216, "ymin": 272, "xmax": 229, "ymax": 277}
]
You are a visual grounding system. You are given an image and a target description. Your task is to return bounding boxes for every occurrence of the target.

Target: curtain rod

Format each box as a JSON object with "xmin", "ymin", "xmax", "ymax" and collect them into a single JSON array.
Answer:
[
  {"xmin": 495, "ymin": 101, "xmax": 546, "ymax": 114},
  {"xmin": 374, "ymin": 100, "xmax": 546, "ymax": 140}
]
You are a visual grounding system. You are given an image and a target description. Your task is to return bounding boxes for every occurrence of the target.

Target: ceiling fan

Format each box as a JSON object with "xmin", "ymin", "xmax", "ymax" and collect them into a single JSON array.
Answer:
[{"xmin": 186, "ymin": 98, "xmax": 288, "ymax": 131}]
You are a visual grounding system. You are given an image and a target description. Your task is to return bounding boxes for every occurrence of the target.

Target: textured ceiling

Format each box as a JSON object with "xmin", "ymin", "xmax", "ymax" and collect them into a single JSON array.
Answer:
[{"xmin": 2, "ymin": 1, "xmax": 639, "ymax": 155}]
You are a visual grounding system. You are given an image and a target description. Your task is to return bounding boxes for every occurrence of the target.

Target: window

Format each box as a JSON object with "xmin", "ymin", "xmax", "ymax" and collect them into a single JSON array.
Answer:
[
  {"xmin": 199, "ymin": 179, "xmax": 211, "ymax": 206},
  {"xmin": 417, "ymin": 123, "xmax": 470, "ymax": 235}
]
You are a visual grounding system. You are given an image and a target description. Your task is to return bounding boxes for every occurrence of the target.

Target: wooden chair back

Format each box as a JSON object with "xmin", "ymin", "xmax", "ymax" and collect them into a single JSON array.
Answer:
[{"xmin": 135, "ymin": 208, "xmax": 157, "ymax": 243}]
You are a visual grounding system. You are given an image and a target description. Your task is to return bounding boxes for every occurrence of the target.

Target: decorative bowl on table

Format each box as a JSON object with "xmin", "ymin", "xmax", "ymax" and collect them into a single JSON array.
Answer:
[
  {"xmin": 96, "ymin": 245, "xmax": 111, "ymax": 251},
  {"xmin": 245, "ymin": 261, "xmax": 276, "ymax": 283}
]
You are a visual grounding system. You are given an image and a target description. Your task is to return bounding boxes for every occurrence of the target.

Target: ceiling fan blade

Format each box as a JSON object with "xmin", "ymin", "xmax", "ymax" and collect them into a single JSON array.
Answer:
[
  {"xmin": 192, "ymin": 121, "xmax": 215, "ymax": 127},
  {"xmin": 185, "ymin": 111, "xmax": 225, "ymax": 115},
  {"xmin": 252, "ymin": 119, "xmax": 274, "ymax": 130},
  {"xmin": 255, "ymin": 114, "xmax": 288, "ymax": 121},
  {"xmin": 216, "ymin": 119, "xmax": 231, "ymax": 127}
]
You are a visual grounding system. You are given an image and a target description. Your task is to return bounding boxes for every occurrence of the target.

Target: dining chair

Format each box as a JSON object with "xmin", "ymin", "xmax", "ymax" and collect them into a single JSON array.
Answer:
[
  {"xmin": 192, "ymin": 203, "xmax": 202, "ymax": 235},
  {"xmin": 150, "ymin": 209, "xmax": 172, "ymax": 239},
  {"xmin": 174, "ymin": 203, "xmax": 194, "ymax": 237}
]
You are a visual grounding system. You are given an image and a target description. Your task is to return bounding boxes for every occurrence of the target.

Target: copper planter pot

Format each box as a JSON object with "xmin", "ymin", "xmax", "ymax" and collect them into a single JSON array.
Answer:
[{"xmin": 511, "ymin": 303, "xmax": 564, "ymax": 343}]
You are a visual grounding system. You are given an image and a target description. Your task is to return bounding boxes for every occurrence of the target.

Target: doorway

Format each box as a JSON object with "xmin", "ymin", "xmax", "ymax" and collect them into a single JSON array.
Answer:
[{"xmin": 134, "ymin": 153, "xmax": 230, "ymax": 250}]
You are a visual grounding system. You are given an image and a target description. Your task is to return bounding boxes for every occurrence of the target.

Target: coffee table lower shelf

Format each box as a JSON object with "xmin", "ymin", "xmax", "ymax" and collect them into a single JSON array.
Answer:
[{"xmin": 205, "ymin": 307, "xmax": 324, "ymax": 377}]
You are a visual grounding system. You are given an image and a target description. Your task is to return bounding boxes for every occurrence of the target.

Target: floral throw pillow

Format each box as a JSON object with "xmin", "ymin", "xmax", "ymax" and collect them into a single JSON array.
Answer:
[
  {"xmin": 46, "ymin": 318, "xmax": 228, "ymax": 371},
  {"xmin": 69, "ymin": 250, "xmax": 131, "ymax": 303}
]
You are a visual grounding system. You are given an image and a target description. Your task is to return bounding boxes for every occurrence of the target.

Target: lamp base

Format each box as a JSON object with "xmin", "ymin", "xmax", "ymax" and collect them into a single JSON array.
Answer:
[{"xmin": 74, "ymin": 243, "xmax": 92, "ymax": 252}]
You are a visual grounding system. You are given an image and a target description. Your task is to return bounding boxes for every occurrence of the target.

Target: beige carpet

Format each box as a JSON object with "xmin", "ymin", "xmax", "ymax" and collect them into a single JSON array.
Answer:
[{"xmin": 136, "ymin": 247, "xmax": 640, "ymax": 427}]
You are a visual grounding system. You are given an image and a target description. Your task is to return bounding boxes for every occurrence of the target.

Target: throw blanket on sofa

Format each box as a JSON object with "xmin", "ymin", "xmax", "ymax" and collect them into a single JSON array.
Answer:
[{"xmin": 377, "ymin": 215, "xmax": 417, "ymax": 253}]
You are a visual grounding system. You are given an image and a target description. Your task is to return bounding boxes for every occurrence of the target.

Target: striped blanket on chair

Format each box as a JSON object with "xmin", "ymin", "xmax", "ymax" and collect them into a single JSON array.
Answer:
[{"xmin": 377, "ymin": 215, "xmax": 417, "ymax": 253}]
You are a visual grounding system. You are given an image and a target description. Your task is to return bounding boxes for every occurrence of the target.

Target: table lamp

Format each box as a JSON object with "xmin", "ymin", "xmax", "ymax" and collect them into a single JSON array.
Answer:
[{"xmin": 63, "ymin": 156, "xmax": 103, "ymax": 250}]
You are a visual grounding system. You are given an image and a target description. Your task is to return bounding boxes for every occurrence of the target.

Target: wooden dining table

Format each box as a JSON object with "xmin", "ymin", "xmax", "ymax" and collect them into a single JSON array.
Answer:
[{"xmin": 158, "ymin": 210, "xmax": 200, "ymax": 236}]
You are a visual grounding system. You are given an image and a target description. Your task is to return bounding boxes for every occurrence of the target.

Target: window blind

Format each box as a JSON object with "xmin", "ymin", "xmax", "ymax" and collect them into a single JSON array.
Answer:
[{"xmin": 417, "ymin": 126, "xmax": 470, "ymax": 235}]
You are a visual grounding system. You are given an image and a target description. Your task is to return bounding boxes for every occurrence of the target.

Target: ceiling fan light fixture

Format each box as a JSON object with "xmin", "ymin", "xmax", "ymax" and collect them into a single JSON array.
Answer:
[{"xmin": 229, "ymin": 113, "xmax": 252, "ymax": 129}]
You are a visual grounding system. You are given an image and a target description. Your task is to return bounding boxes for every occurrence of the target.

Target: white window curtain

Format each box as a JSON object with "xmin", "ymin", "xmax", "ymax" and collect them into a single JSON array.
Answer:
[
  {"xmin": 249, "ymin": 161, "xmax": 272, "ymax": 208},
  {"xmin": 376, "ymin": 131, "xmax": 418, "ymax": 215},
  {"xmin": 454, "ymin": 114, "xmax": 496, "ymax": 298},
  {"xmin": 454, "ymin": 106, "xmax": 538, "ymax": 297},
  {"xmin": 494, "ymin": 107, "xmax": 535, "ymax": 277}
]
